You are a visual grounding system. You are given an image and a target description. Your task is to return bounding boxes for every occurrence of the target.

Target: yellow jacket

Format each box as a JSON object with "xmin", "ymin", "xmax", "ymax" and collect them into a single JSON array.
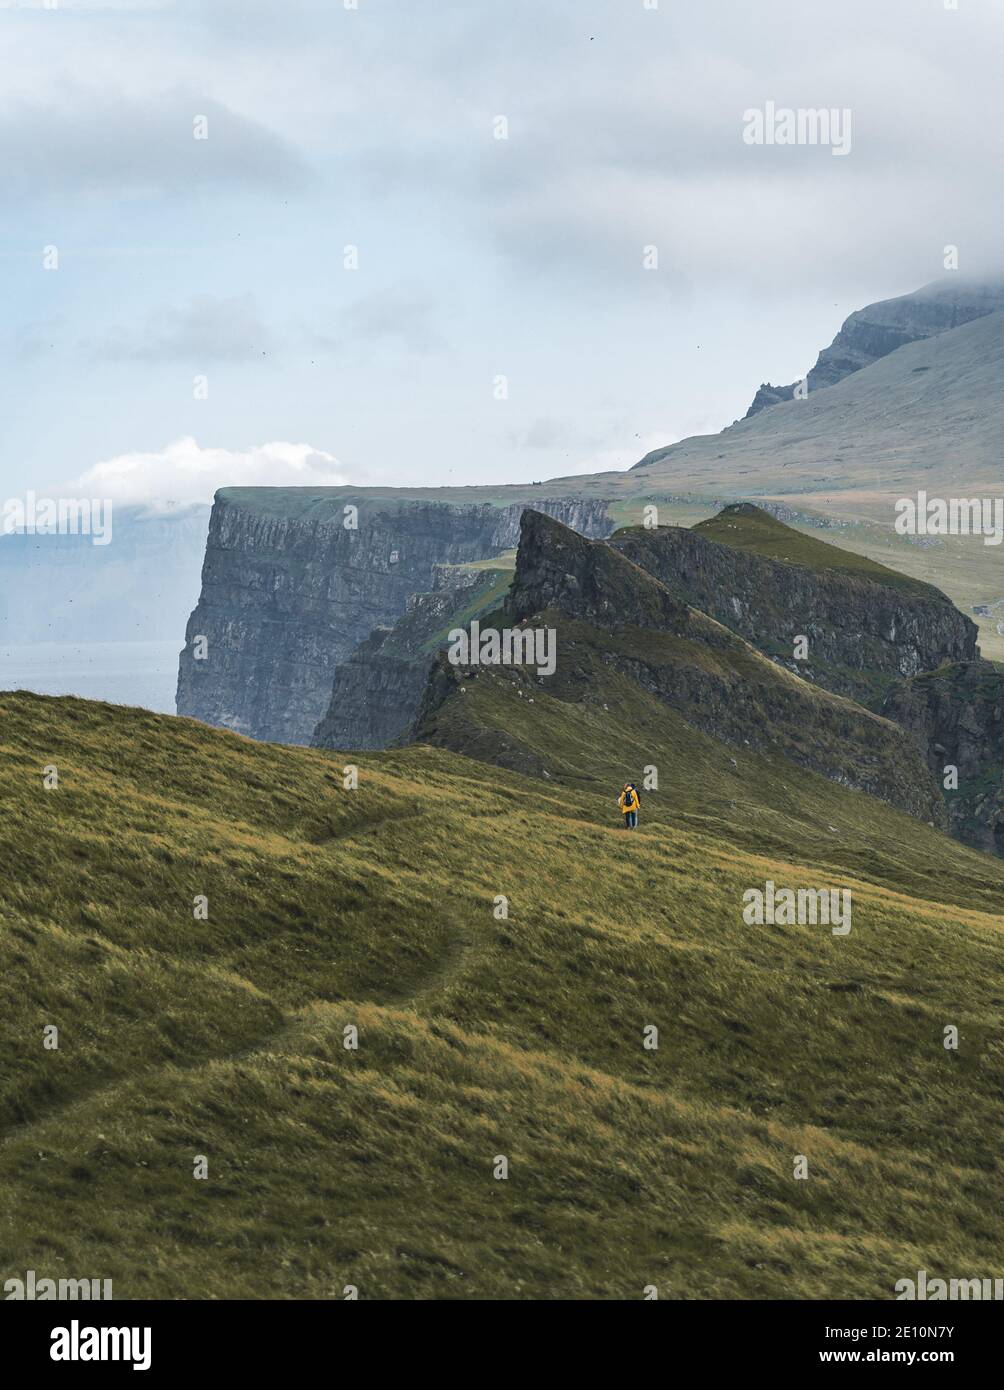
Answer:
[{"xmin": 618, "ymin": 788, "xmax": 639, "ymax": 812}]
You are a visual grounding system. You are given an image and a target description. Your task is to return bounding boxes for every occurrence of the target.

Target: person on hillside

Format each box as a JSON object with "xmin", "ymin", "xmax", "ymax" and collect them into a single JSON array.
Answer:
[{"xmin": 618, "ymin": 782, "xmax": 639, "ymax": 830}]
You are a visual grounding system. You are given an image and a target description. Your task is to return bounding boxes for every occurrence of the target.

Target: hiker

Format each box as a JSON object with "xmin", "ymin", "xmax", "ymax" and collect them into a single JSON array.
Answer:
[{"xmin": 618, "ymin": 782, "xmax": 639, "ymax": 830}]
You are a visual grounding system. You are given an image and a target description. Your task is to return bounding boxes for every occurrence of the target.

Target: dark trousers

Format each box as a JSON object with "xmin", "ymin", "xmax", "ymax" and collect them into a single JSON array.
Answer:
[{"xmin": 624, "ymin": 810, "xmax": 637, "ymax": 829}]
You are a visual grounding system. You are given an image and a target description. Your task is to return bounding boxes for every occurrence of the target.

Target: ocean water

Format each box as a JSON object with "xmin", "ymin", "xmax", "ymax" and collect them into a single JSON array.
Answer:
[{"xmin": 0, "ymin": 641, "xmax": 182, "ymax": 715}]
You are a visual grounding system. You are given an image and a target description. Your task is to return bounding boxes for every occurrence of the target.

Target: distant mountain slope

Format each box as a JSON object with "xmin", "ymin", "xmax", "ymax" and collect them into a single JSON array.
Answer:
[
  {"xmin": 0, "ymin": 504, "xmax": 209, "ymax": 643},
  {"xmin": 3, "ymin": 667, "xmax": 1003, "ymax": 1298},
  {"xmin": 633, "ymin": 305, "xmax": 1004, "ymax": 503},
  {"xmin": 744, "ymin": 276, "xmax": 1004, "ymax": 417}
]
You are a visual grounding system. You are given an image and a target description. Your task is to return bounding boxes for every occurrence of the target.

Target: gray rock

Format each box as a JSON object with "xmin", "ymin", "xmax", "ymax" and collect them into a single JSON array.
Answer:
[
  {"xmin": 177, "ymin": 492, "xmax": 610, "ymax": 744},
  {"xmin": 311, "ymin": 567, "xmax": 508, "ymax": 750},
  {"xmin": 744, "ymin": 276, "xmax": 1004, "ymax": 417},
  {"xmin": 416, "ymin": 509, "xmax": 947, "ymax": 827},
  {"xmin": 607, "ymin": 504, "xmax": 977, "ymax": 710},
  {"xmin": 883, "ymin": 659, "xmax": 1004, "ymax": 856}
]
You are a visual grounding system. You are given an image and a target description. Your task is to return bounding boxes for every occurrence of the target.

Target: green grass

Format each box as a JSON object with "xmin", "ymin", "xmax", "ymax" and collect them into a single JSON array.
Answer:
[
  {"xmin": 417, "ymin": 568, "xmax": 513, "ymax": 656},
  {"xmin": 2, "ymin": 688, "xmax": 1002, "ymax": 1300},
  {"xmin": 689, "ymin": 504, "xmax": 941, "ymax": 598},
  {"xmin": 456, "ymin": 550, "xmax": 517, "ymax": 573}
]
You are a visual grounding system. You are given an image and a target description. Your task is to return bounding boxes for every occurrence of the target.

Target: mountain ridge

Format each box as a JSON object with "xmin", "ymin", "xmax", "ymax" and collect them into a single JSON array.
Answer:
[
  {"xmin": 743, "ymin": 275, "xmax": 1004, "ymax": 418},
  {"xmin": 415, "ymin": 509, "xmax": 947, "ymax": 825},
  {"xmin": 632, "ymin": 304, "xmax": 1004, "ymax": 504},
  {"xmin": 608, "ymin": 504, "xmax": 978, "ymax": 710}
]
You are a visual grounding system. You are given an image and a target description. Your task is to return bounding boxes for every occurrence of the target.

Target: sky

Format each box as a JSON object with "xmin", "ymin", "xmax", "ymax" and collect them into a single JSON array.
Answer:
[{"xmin": 2, "ymin": 0, "xmax": 1003, "ymax": 504}]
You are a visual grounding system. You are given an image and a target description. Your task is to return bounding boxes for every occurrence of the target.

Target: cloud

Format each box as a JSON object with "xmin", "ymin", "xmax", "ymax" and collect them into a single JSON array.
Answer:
[
  {"xmin": 342, "ymin": 288, "xmax": 444, "ymax": 353},
  {"xmin": 6, "ymin": 0, "xmax": 1004, "ymax": 499},
  {"xmin": 305, "ymin": 287, "xmax": 446, "ymax": 358},
  {"xmin": 0, "ymin": 2, "xmax": 168, "ymax": 9},
  {"xmin": 282, "ymin": 0, "xmax": 1004, "ymax": 299},
  {"xmin": 507, "ymin": 417, "xmax": 617, "ymax": 453},
  {"xmin": 87, "ymin": 294, "xmax": 273, "ymax": 363},
  {"xmin": 86, "ymin": 287, "xmax": 442, "ymax": 364},
  {"xmin": 73, "ymin": 436, "xmax": 347, "ymax": 505},
  {"xmin": 0, "ymin": 92, "xmax": 307, "ymax": 198},
  {"xmin": 509, "ymin": 418, "xmax": 584, "ymax": 451},
  {"xmin": 15, "ymin": 315, "xmax": 66, "ymax": 361}
]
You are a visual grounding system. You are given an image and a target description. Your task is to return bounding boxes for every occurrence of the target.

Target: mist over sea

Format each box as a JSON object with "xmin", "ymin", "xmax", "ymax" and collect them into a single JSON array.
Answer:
[{"xmin": 0, "ymin": 641, "xmax": 180, "ymax": 715}]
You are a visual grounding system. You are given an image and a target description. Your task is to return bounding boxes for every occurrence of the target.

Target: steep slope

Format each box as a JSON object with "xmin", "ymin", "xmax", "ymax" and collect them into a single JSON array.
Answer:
[
  {"xmin": 416, "ymin": 511, "xmax": 946, "ymax": 825},
  {"xmin": 608, "ymin": 504, "xmax": 977, "ymax": 709},
  {"xmin": 744, "ymin": 276, "xmax": 1004, "ymax": 416},
  {"xmin": 693, "ymin": 504, "xmax": 936, "ymax": 586},
  {"xmin": 883, "ymin": 660, "xmax": 1004, "ymax": 856},
  {"xmin": 633, "ymin": 306, "xmax": 1004, "ymax": 503},
  {"xmin": 311, "ymin": 563, "xmax": 512, "ymax": 750},
  {"xmin": 176, "ymin": 491, "xmax": 610, "ymax": 745}
]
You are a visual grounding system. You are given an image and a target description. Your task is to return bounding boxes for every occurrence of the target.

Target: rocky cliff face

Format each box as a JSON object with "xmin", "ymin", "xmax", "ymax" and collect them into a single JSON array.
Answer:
[
  {"xmin": 743, "ymin": 381, "xmax": 797, "ymax": 418},
  {"xmin": 177, "ymin": 492, "xmax": 609, "ymax": 744},
  {"xmin": 882, "ymin": 660, "xmax": 1004, "ymax": 855},
  {"xmin": 505, "ymin": 511, "xmax": 692, "ymax": 636},
  {"xmin": 311, "ymin": 565, "xmax": 508, "ymax": 750},
  {"xmin": 416, "ymin": 510, "xmax": 947, "ymax": 825},
  {"xmin": 607, "ymin": 505, "xmax": 978, "ymax": 709},
  {"xmin": 745, "ymin": 278, "xmax": 1004, "ymax": 416}
]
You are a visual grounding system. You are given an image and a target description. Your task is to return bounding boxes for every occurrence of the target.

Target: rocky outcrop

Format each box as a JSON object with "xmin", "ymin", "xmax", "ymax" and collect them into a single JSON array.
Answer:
[
  {"xmin": 882, "ymin": 660, "xmax": 1004, "ymax": 855},
  {"xmin": 743, "ymin": 382, "xmax": 797, "ymax": 418},
  {"xmin": 744, "ymin": 278, "xmax": 1004, "ymax": 416},
  {"xmin": 607, "ymin": 505, "xmax": 978, "ymax": 709},
  {"xmin": 417, "ymin": 510, "xmax": 947, "ymax": 826},
  {"xmin": 177, "ymin": 491, "xmax": 609, "ymax": 744},
  {"xmin": 311, "ymin": 565, "xmax": 508, "ymax": 750},
  {"xmin": 505, "ymin": 511, "xmax": 692, "ymax": 636}
]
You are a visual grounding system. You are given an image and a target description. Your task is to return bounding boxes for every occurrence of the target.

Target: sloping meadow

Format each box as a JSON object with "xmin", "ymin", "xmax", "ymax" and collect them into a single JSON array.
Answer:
[{"xmin": 1, "ymin": 690, "xmax": 1002, "ymax": 1298}]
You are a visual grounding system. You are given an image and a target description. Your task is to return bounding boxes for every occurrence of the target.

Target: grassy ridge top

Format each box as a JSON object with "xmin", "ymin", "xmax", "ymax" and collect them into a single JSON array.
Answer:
[
  {"xmin": 692, "ymin": 505, "xmax": 941, "ymax": 598},
  {"xmin": 215, "ymin": 478, "xmax": 623, "ymax": 518},
  {"xmin": 2, "ymin": 690, "xmax": 1002, "ymax": 1299}
]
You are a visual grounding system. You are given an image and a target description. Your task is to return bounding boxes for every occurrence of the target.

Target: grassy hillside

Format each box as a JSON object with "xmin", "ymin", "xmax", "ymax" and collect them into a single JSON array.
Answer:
[
  {"xmin": 692, "ymin": 504, "xmax": 941, "ymax": 599},
  {"xmin": 574, "ymin": 493, "xmax": 1004, "ymax": 669},
  {"xmin": 1, "ymin": 689, "xmax": 1002, "ymax": 1300},
  {"xmin": 632, "ymin": 307, "xmax": 1004, "ymax": 503}
]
